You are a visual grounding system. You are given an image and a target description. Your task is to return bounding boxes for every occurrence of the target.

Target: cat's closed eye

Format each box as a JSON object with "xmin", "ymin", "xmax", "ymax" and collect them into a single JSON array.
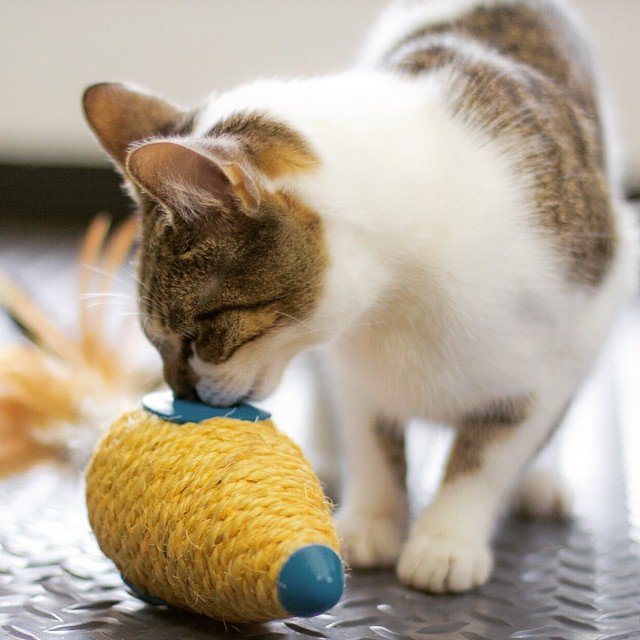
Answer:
[
  {"xmin": 194, "ymin": 310, "xmax": 221, "ymax": 323},
  {"xmin": 194, "ymin": 295, "xmax": 288, "ymax": 322},
  {"xmin": 193, "ymin": 303, "xmax": 283, "ymax": 364}
]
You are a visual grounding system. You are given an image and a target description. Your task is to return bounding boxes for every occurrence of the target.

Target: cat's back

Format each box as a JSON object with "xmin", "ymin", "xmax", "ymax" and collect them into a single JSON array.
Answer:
[
  {"xmin": 361, "ymin": 0, "xmax": 596, "ymax": 107},
  {"xmin": 361, "ymin": 0, "xmax": 616, "ymax": 288}
]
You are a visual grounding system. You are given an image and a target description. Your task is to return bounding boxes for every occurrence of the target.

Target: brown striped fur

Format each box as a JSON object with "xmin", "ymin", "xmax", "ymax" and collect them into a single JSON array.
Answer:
[
  {"xmin": 207, "ymin": 112, "xmax": 319, "ymax": 178},
  {"xmin": 374, "ymin": 417, "xmax": 407, "ymax": 487},
  {"xmin": 137, "ymin": 187, "xmax": 327, "ymax": 397},
  {"xmin": 444, "ymin": 396, "xmax": 532, "ymax": 480},
  {"xmin": 386, "ymin": 0, "xmax": 615, "ymax": 286}
]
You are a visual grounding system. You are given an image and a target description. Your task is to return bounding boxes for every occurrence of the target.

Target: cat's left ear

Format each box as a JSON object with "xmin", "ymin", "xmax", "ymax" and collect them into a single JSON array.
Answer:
[
  {"xmin": 126, "ymin": 139, "xmax": 261, "ymax": 216},
  {"xmin": 83, "ymin": 82, "xmax": 186, "ymax": 168}
]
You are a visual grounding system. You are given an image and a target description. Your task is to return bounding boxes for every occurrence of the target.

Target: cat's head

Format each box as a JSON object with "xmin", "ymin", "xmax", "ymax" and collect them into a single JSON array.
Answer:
[{"xmin": 83, "ymin": 82, "xmax": 329, "ymax": 405}]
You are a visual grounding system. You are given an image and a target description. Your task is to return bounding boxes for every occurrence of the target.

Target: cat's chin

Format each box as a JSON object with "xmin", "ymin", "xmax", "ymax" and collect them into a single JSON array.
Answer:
[
  {"xmin": 194, "ymin": 380, "xmax": 250, "ymax": 407},
  {"xmin": 192, "ymin": 367, "xmax": 272, "ymax": 407},
  {"xmin": 197, "ymin": 375, "xmax": 280, "ymax": 407},
  {"xmin": 190, "ymin": 352, "xmax": 289, "ymax": 406}
]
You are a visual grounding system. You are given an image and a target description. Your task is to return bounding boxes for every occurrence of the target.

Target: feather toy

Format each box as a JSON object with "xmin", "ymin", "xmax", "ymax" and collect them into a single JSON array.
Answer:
[{"xmin": 0, "ymin": 215, "xmax": 160, "ymax": 476}]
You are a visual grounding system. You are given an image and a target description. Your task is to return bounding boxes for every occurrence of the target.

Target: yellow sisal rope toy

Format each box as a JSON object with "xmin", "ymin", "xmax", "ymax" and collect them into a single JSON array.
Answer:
[{"xmin": 86, "ymin": 390, "xmax": 344, "ymax": 623}]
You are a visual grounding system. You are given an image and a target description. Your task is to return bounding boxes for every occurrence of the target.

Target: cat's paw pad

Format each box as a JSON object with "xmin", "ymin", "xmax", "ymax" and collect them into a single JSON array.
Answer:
[
  {"xmin": 512, "ymin": 468, "xmax": 572, "ymax": 519},
  {"xmin": 335, "ymin": 509, "xmax": 404, "ymax": 568},
  {"xmin": 397, "ymin": 533, "xmax": 493, "ymax": 593}
]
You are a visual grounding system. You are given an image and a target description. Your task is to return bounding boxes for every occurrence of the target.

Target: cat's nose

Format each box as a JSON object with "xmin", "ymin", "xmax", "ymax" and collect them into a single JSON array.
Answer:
[
  {"xmin": 163, "ymin": 360, "xmax": 198, "ymax": 401},
  {"xmin": 160, "ymin": 339, "xmax": 198, "ymax": 401},
  {"xmin": 169, "ymin": 377, "xmax": 198, "ymax": 401}
]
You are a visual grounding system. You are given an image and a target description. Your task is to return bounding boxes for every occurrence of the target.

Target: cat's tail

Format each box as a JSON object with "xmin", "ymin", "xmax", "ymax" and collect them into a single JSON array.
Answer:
[{"xmin": 355, "ymin": 0, "xmax": 427, "ymax": 70}]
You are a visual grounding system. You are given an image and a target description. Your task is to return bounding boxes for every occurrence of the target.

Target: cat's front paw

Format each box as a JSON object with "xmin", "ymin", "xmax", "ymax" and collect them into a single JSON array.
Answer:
[
  {"xmin": 397, "ymin": 533, "xmax": 493, "ymax": 593},
  {"xmin": 512, "ymin": 468, "xmax": 572, "ymax": 519},
  {"xmin": 335, "ymin": 508, "xmax": 404, "ymax": 568}
]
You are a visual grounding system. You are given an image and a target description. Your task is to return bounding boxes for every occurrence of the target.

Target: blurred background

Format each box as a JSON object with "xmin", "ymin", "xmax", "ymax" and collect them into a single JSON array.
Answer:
[{"xmin": 0, "ymin": 0, "xmax": 639, "ymax": 225}]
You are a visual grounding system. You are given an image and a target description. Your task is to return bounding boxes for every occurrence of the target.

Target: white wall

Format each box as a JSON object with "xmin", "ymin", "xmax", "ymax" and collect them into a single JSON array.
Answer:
[
  {"xmin": 1, "ymin": 0, "xmax": 638, "ymax": 187},
  {"xmin": 578, "ymin": 0, "xmax": 640, "ymax": 189}
]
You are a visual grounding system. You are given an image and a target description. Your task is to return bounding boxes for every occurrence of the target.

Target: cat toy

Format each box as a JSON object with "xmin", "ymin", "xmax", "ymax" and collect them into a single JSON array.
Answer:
[
  {"xmin": 85, "ymin": 390, "xmax": 344, "ymax": 622},
  {"xmin": 0, "ymin": 215, "xmax": 159, "ymax": 476}
]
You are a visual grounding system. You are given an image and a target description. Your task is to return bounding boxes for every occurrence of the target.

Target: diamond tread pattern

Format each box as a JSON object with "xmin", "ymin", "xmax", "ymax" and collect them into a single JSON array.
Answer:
[{"xmin": 1, "ymin": 465, "xmax": 640, "ymax": 640}]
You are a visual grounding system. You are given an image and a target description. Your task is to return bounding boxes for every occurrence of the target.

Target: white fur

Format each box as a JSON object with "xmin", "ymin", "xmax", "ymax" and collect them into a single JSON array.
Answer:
[
  {"xmin": 189, "ymin": 0, "xmax": 639, "ymax": 592},
  {"xmin": 512, "ymin": 467, "xmax": 572, "ymax": 519}
]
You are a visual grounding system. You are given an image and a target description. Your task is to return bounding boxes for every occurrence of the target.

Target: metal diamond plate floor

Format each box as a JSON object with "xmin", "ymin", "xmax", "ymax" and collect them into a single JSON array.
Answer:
[{"xmin": 1, "ymin": 221, "xmax": 640, "ymax": 640}]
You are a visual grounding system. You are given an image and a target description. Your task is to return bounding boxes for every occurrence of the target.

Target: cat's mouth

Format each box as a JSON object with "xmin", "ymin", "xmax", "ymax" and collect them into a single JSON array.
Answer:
[
  {"xmin": 186, "ymin": 347, "xmax": 289, "ymax": 407},
  {"xmin": 192, "ymin": 365, "xmax": 273, "ymax": 407},
  {"xmin": 194, "ymin": 380, "xmax": 249, "ymax": 407}
]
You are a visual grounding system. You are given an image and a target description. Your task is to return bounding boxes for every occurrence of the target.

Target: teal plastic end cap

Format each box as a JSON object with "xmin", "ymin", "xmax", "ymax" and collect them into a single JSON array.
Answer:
[
  {"xmin": 142, "ymin": 390, "xmax": 271, "ymax": 424},
  {"xmin": 277, "ymin": 544, "xmax": 344, "ymax": 618}
]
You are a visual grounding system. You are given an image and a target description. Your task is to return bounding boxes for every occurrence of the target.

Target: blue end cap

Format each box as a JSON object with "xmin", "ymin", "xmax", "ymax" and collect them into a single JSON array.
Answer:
[
  {"xmin": 122, "ymin": 575, "xmax": 170, "ymax": 607},
  {"xmin": 142, "ymin": 390, "xmax": 271, "ymax": 424},
  {"xmin": 277, "ymin": 544, "xmax": 344, "ymax": 617}
]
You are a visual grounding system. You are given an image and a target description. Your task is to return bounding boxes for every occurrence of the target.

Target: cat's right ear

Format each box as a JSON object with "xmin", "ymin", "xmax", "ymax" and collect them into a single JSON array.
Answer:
[{"xmin": 82, "ymin": 83, "xmax": 185, "ymax": 168}]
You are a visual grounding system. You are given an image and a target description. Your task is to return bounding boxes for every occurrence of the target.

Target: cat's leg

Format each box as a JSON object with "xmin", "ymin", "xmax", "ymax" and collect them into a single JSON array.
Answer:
[
  {"xmin": 305, "ymin": 353, "xmax": 341, "ymax": 496},
  {"xmin": 397, "ymin": 392, "xmax": 570, "ymax": 592},
  {"xmin": 512, "ymin": 432, "xmax": 572, "ymax": 519},
  {"xmin": 333, "ymin": 386, "xmax": 408, "ymax": 568}
]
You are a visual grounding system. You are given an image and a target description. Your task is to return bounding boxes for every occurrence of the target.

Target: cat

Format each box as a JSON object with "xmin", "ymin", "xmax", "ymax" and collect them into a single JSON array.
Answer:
[{"xmin": 83, "ymin": 0, "xmax": 638, "ymax": 593}]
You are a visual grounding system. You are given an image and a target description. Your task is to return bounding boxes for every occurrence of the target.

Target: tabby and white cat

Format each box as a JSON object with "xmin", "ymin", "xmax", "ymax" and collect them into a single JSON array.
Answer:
[{"xmin": 83, "ymin": 0, "xmax": 638, "ymax": 592}]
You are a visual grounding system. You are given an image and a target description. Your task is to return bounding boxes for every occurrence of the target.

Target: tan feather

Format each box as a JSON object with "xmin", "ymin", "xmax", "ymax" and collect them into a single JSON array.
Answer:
[{"xmin": 0, "ymin": 215, "xmax": 161, "ymax": 477}]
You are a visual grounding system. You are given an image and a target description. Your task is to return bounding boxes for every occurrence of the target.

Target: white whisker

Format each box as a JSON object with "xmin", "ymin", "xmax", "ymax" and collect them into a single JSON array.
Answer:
[
  {"xmin": 84, "ymin": 300, "xmax": 137, "ymax": 311},
  {"xmin": 80, "ymin": 292, "xmax": 135, "ymax": 301}
]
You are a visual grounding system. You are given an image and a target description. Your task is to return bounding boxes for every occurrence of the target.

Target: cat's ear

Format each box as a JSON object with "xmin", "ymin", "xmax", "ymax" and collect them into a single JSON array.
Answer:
[
  {"xmin": 83, "ymin": 83, "xmax": 185, "ymax": 167},
  {"xmin": 125, "ymin": 139, "xmax": 261, "ymax": 216}
]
